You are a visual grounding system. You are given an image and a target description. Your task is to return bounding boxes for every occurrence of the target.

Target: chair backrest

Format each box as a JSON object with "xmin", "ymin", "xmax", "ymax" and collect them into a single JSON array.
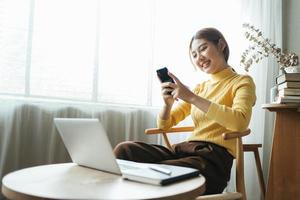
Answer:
[{"xmin": 145, "ymin": 127, "xmax": 250, "ymax": 200}]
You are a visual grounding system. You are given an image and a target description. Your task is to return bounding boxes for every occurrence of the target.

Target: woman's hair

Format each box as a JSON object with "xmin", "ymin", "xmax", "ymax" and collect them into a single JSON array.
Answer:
[{"xmin": 189, "ymin": 27, "xmax": 230, "ymax": 62}]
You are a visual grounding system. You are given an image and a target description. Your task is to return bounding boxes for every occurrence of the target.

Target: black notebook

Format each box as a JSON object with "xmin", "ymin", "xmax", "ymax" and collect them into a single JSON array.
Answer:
[{"xmin": 118, "ymin": 159, "xmax": 201, "ymax": 186}]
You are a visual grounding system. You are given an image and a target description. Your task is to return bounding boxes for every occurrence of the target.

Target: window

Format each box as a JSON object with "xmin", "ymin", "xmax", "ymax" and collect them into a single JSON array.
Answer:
[
  {"xmin": 0, "ymin": 0, "xmax": 243, "ymax": 106},
  {"xmin": 0, "ymin": 0, "xmax": 31, "ymax": 95},
  {"xmin": 30, "ymin": 0, "xmax": 97, "ymax": 101}
]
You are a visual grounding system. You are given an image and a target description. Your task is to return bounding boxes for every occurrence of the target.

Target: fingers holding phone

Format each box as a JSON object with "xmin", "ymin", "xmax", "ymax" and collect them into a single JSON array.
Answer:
[
  {"xmin": 167, "ymin": 72, "xmax": 195, "ymax": 103},
  {"xmin": 157, "ymin": 68, "xmax": 195, "ymax": 104},
  {"xmin": 156, "ymin": 67, "xmax": 176, "ymax": 106},
  {"xmin": 160, "ymin": 81, "xmax": 177, "ymax": 102},
  {"xmin": 160, "ymin": 82, "xmax": 175, "ymax": 106}
]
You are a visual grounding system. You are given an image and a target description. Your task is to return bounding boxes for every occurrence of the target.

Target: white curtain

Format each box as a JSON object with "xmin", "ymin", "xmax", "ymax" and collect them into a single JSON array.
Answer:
[
  {"xmin": 260, "ymin": 0, "xmax": 282, "ymax": 189},
  {"xmin": 236, "ymin": 0, "xmax": 281, "ymax": 199}
]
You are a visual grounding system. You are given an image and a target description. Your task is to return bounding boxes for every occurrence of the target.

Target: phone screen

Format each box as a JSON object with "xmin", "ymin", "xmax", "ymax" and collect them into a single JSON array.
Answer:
[{"xmin": 156, "ymin": 67, "xmax": 175, "ymax": 83}]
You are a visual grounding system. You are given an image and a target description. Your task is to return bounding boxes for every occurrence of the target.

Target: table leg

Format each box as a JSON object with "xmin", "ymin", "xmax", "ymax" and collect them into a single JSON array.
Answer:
[{"xmin": 266, "ymin": 111, "xmax": 300, "ymax": 200}]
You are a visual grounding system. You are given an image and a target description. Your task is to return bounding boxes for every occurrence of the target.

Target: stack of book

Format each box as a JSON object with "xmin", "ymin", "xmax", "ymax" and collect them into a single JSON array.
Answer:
[{"xmin": 275, "ymin": 73, "xmax": 300, "ymax": 103}]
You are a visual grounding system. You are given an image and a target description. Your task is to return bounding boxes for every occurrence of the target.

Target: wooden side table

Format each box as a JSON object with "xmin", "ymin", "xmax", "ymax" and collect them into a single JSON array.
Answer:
[
  {"xmin": 262, "ymin": 104, "xmax": 300, "ymax": 200},
  {"xmin": 2, "ymin": 163, "xmax": 205, "ymax": 200}
]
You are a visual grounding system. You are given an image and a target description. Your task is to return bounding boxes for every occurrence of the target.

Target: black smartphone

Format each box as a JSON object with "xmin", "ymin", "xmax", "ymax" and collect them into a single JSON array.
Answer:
[{"xmin": 156, "ymin": 67, "xmax": 175, "ymax": 83}]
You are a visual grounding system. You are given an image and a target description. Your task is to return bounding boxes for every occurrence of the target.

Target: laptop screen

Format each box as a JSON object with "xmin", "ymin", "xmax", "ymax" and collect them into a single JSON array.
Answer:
[{"xmin": 54, "ymin": 118, "xmax": 122, "ymax": 175}]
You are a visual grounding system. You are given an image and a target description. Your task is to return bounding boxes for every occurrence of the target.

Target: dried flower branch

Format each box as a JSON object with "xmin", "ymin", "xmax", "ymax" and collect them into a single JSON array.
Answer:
[{"xmin": 240, "ymin": 23, "xmax": 299, "ymax": 72}]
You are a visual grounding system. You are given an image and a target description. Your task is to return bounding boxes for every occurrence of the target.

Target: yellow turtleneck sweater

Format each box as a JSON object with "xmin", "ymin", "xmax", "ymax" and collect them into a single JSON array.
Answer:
[{"xmin": 157, "ymin": 67, "xmax": 256, "ymax": 157}]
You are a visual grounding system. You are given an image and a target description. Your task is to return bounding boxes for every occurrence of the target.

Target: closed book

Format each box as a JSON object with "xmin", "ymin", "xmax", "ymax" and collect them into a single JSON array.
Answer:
[
  {"xmin": 276, "ymin": 73, "xmax": 300, "ymax": 84},
  {"xmin": 277, "ymin": 81, "xmax": 300, "ymax": 90},
  {"xmin": 118, "ymin": 160, "xmax": 201, "ymax": 185},
  {"xmin": 275, "ymin": 95, "xmax": 300, "ymax": 103},
  {"xmin": 278, "ymin": 88, "xmax": 300, "ymax": 96}
]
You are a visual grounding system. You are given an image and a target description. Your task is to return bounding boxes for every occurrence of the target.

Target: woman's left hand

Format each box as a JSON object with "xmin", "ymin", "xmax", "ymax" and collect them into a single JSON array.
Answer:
[{"xmin": 168, "ymin": 72, "xmax": 196, "ymax": 103}]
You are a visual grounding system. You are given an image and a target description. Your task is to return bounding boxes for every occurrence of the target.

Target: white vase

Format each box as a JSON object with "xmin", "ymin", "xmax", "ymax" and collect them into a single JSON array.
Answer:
[{"xmin": 270, "ymin": 85, "xmax": 278, "ymax": 103}]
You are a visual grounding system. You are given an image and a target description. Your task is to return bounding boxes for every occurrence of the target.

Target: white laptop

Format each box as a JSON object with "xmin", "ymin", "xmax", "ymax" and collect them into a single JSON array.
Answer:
[{"xmin": 54, "ymin": 118, "xmax": 200, "ymax": 185}]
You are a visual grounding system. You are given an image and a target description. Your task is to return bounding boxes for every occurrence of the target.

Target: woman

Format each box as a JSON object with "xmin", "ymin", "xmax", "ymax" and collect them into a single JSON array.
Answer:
[{"xmin": 114, "ymin": 27, "xmax": 256, "ymax": 194}]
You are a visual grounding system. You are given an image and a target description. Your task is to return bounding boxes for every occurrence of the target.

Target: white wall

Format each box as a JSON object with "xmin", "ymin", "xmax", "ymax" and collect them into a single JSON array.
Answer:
[{"xmin": 283, "ymin": 0, "xmax": 300, "ymax": 53}]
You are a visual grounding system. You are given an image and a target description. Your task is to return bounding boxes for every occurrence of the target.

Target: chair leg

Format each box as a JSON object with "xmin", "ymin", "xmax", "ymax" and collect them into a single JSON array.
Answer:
[
  {"xmin": 243, "ymin": 144, "xmax": 266, "ymax": 200},
  {"xmin": 237, "ymin": 139, "xmax": 247, "ymax": 200},
  {"xmin": 253, "ymin": 148, "xmax": 266, "ymax": 199}
]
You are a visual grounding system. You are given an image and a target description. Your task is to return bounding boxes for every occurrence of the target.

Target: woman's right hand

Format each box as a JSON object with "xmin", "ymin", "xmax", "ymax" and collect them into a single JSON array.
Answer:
[{"xmin": 161, "ymin": 82, "xmax": 175, "ymax": 107}]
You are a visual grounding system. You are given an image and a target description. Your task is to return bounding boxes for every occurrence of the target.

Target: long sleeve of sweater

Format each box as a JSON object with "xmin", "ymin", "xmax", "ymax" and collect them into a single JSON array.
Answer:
[
  {"xmin": 157, "ymin": 99, "xmax": 191, "ymax": 130},
  {"xmin": 205, "ymin": 75, "xmax": 256, "ymax": 131}
]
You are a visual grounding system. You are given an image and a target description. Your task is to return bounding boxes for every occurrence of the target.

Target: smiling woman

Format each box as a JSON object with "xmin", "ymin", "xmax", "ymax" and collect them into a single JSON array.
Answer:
[
  {"xmin": 114, "ymin": 26, "xmax": 256, "ymax": 194},
  {"xmin": 0, "ymin": 0, "xmax": 244, "ymax": 107}
]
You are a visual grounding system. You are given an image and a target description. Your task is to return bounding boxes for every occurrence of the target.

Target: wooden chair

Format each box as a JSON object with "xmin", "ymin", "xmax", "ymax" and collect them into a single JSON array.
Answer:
[{"xmin": 145, "ymin": 126, "xmax": 265, "ymax": 200}]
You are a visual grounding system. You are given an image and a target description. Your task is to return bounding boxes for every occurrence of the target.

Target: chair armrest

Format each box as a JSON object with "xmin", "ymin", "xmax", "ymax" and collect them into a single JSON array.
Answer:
[
  {"xmin": 222, "ymin": 129, "xmax": 251, "ymax": 140},
  {"xmin": 145, "ymin": 126, "xmax": 194, "ymax": 135},
  {"xmin": 145, "ymin": 126, "xmax": 251, "ymax": 151},
  {"xmin": 146, "ymin": 127, "xmax": 250, "ymax": 139}
]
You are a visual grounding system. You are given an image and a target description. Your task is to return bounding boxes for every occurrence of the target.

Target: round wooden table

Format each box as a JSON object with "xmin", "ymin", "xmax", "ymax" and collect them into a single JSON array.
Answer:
[{"xmin": 2, "ymin": 163, "xmax": 205, "ymax": 200}]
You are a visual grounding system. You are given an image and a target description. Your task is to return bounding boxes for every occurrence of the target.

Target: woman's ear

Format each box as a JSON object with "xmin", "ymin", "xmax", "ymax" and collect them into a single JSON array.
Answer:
[{"xmin": 218, "ymin": 39, "xmax": 226, "ymax": 51}]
